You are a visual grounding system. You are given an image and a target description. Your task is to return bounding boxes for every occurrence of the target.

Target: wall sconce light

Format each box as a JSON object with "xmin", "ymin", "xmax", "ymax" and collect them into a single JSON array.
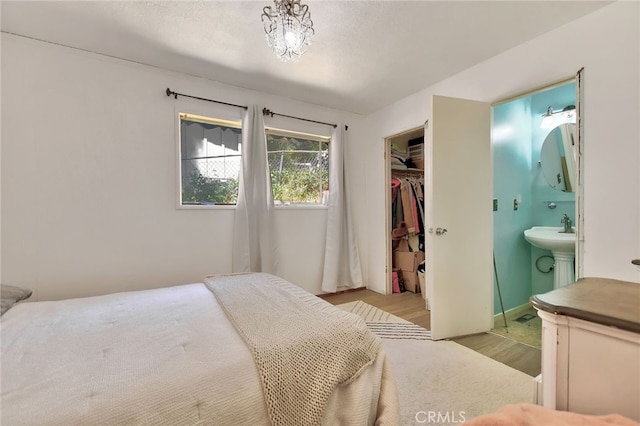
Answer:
[
  {"xmin": 540, "ymin": 105, "xmax": 576, "ymax": 129},
  {"xmin": 541, "ymin": 107, "xmax": 556, "ymax": 129},
  {"xmin": 560, "ymin": 104, "xmax": 576, "ymax": 122}
]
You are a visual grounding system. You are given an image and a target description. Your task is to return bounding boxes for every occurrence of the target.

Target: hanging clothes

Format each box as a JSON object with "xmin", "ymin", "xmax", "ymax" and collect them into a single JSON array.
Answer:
[
  {"xmin": 391, "ymin": 178, "xmax": 402, "ymax": 228},
  {"xmin": 400, "ymin": 180, "xmax": 415, "ymax": 233},
  {"xmin": 411, "ymin": 182, "xmax": 425, "ymax": 235},
  {"xmin": 391, "ymin": 178, "xmax": 401, "ymax": 200},
  {"xmin": 390, "ymin": 173, "xmax": 425, "ymax": 238}
]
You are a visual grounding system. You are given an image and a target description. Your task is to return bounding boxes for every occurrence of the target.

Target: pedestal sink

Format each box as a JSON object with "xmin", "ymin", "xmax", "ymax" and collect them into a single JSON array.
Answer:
[{"xmin": 524, "ymin": 226, "xmax": 576, "ymax": 288}]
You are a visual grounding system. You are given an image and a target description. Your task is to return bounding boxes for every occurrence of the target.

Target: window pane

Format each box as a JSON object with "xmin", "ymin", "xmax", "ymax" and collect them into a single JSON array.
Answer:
[
  {"xmin": 180, "ymin": 115, "xmax": 241, "ymax": 205},
  {"xmin": 266, "ymin": 130, "xmax": 329, "ymax": 205}
]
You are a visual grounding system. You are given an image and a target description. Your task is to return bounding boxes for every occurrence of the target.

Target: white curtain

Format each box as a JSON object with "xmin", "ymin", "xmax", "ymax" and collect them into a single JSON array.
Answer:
[
  {"xmin": 321, "ymin": 124, "xmax": 363, "ymax": 292},
  {"xmin": 232, "ymin": 105, "xmax": 278, "ymax": 274}
]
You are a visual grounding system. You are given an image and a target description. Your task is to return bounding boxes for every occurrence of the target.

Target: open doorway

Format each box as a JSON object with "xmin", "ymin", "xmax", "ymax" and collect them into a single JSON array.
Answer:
[
  {"xmin": 384, "ymin": 127, "xmax": 428, "ymax": 309},
  {"xmin": 490, "ymin": 77, "xmax": 579, "ymax": 348}
]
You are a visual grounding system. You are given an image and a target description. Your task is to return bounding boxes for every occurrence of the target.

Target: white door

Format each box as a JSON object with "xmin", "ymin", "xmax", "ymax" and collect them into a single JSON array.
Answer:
[{"xmin": 426, "ymin": 95, "xmax": 493, "ymax": 340}]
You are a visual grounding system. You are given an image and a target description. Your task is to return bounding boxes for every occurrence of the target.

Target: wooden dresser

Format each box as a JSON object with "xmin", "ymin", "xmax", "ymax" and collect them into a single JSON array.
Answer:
[{"xmin": 531, "ymin": 278, "xmax": 640, "ymax": 421}]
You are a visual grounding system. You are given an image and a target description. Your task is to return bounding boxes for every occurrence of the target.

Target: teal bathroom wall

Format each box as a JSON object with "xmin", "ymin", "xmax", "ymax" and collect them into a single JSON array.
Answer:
[
  {"xmin": 492, "ymin": 81, "xmax": 576, "ymax": 314},
  {"xmin": 492, "ymin": 98, "xmax": 533, "ymax": 314}
]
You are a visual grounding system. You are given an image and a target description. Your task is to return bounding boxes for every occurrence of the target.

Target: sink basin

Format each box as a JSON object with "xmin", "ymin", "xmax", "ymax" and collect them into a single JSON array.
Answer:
[
  {"xmin": 524, "ymin": 226, "xmax": 575, "ymax": 253},
  {"xmin": 524, "ymin": 226, "xmax": 576, "ymax": 289}
]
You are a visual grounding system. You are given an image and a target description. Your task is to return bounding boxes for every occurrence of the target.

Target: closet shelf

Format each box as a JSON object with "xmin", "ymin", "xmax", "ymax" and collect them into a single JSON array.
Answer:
[{"xmin": 392, "ymin": 168, "xmax": 424, "ymax": 175}]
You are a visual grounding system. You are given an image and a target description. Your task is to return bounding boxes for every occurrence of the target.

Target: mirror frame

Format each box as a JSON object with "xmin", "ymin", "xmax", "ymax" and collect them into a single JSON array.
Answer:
[{"xmin": 540, "ymin": 123, "xmax": 577, "ymax": 192}]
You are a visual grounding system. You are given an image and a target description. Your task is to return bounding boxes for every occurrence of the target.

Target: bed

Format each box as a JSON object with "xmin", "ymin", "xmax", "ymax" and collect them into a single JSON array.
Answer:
[{"xmin": 1, "ymin": 273, "xmax": 400, "ymax": 425}]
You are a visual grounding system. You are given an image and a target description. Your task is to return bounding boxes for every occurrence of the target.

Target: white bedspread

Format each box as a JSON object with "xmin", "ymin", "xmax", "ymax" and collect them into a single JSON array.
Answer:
[
  {"xmin": 1, "ymin": 281, "xmax": 399, "ymax": 425},
  {"xmin": 204, "ymin": 273, "xmax": 381, "ymax": 426}
]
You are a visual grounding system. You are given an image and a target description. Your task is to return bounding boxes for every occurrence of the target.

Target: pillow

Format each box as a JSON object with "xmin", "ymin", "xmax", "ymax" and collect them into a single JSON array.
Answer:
[{"xmin": 1, "ymin": 284, "xmax": 33, "ymax": 315}]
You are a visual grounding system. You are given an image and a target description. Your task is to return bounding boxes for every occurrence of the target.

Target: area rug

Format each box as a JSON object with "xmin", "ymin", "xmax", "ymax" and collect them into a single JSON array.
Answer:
[
  {"xmin": 337, "ymin": 301, "xmax": 534, "ymax": 426},
  {"xmin": 337, "ymin": 300, "xmax": 432, "ymax": 340},
  {"xmin": 337, "ymin": 300, "xmax": 410, "ymax": 323}
]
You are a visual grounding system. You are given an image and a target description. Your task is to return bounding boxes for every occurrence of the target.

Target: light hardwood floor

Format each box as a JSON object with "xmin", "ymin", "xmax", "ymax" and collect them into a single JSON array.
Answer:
[{"xmin": 322, "ymin": 289, "xmax": 541, "ymax": 377}]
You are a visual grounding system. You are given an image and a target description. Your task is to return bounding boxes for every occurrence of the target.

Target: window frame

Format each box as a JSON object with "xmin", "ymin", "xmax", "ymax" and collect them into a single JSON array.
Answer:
[
  {"xmin": 175, "ymin": 105, "xmax": 243, "ymax": 210},
  {"xmin": 265, "ymin": 126, "xmax": 331, "ymax": 209}
]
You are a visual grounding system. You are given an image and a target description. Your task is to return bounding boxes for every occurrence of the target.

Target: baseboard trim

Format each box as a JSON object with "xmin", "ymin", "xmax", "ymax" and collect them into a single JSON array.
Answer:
[
  {"xmin": 316, "ymin": 287, "xmax": 367, "ymax": 298},
  {"xmin": 494, "ymin": 302, "xmax": 533, "ymax": 321}
]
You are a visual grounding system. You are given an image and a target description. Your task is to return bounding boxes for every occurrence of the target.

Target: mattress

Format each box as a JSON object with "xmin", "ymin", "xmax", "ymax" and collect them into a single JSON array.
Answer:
[{"xmin": 1, "ymin": 275, "xmax": 399, "ymax": 425}]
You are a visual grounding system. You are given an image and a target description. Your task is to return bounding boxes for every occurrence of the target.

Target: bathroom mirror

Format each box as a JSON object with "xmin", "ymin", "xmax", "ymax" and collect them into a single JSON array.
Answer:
[{"xmin": 540, "ymin": 123, "xmax": 576, "ymax": 192}]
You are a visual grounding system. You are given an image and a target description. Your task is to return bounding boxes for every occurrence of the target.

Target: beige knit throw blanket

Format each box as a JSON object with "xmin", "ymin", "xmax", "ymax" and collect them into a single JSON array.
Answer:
[{"xmin": 203, "ymin": 273, "xmax": 381, "ymax": 426}]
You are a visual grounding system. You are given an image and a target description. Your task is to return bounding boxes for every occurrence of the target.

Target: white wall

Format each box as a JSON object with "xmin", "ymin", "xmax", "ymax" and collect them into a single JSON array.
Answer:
[
  {"xmin": 355, "ymin": 1, "xmax": 640, "ymax": 294},
  {"xmin": 1, "ymin": 34, "xmax": 361, "ymax": 300},
  {"xmin": 4, "ymin": 2, "xmax": 638, "ymax": 302}
]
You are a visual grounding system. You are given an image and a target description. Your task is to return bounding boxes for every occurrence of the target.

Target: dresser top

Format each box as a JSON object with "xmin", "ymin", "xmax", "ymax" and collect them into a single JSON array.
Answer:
[{"xmin": 531, "ymin": 277, "xmax": 640, "ymax": 333}]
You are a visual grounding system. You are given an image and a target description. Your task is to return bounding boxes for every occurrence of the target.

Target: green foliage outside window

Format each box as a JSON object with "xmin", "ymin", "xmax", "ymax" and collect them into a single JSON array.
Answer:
[
  {"xmin": 182, "ymin": 172, "xmax": 239, "ymax": 205},
  {"xmin": 267, "ymin": 133, "xmax": 329, "ymax": 204},
  {"xmin": 180, "ymin": 130, "xmax": 329, "ymax": 206},
  {"xmin": 270, "ymin": 166, "xmax": 329, "ymax": 204}
]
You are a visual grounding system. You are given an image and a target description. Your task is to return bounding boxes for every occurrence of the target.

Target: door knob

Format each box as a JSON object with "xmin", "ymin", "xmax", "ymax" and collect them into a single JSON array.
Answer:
[{"xmin": 435, "ymin": 227, "xmax": 448, "ymax": 235}]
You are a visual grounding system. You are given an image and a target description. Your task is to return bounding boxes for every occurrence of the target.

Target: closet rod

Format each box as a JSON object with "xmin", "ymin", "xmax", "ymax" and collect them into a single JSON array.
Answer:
[
  {"xmin": 262, "ymin": 107, "xmax": 339, "ymax": 129},
  {"xmin": 166, "ymin": 88, "xmax": 248, "ymax": 110}
]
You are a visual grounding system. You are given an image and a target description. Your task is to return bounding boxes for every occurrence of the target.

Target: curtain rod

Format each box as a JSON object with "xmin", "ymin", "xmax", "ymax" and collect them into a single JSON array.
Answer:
[
  {"xmin": 166, "ymin": 88, "xmax": 248, "ymax": 110},
  {"xmin": 262, "ymin": 107, "xmax": 342, "ymax": 129}
]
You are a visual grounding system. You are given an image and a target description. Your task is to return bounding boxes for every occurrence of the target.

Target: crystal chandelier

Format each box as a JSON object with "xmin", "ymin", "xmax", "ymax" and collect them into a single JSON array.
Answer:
[{"xmin": 261, "ymin": 0, "xmax": 314, "ymax": 62}]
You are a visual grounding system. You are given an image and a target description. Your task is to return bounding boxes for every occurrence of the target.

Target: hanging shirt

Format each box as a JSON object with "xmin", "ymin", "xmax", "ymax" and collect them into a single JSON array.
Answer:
[{"xmin": 401, "ymin": 180, "xmax": 415, "ymax": 233}]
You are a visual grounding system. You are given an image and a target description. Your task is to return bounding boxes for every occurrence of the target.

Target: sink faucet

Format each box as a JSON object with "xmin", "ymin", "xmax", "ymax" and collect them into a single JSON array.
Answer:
[{"xmin": 560, "ymin": 213, "xmax": 574, "ymax": 233}]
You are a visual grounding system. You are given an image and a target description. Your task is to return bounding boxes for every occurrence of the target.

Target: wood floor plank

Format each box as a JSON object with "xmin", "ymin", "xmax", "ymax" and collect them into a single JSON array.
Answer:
[{"xmin": 323, "ymin": 289, "xmax": 541, "ymax": 377}]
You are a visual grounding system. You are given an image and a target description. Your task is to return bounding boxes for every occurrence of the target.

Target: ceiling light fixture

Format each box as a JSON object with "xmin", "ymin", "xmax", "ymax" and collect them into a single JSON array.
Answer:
[
  {"xmin": 540, "ymin": 105, "xmax": 576, "ymax": 129},
  {"xmin": 262, "ymin": 0, "xmax": 314, "ymax": 62}
]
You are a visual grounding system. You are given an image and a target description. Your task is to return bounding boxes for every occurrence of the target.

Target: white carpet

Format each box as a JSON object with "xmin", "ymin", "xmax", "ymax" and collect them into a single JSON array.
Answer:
[{"xmin": 338, "ymin": 301, "xmax": 535, "ymax": 426}]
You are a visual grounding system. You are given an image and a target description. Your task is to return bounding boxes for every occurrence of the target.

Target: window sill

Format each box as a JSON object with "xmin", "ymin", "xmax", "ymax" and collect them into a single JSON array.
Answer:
[
  {"xmin": 176, "ymin": 204, "xmax": 328, "ymax": 211},
  {"xmin": 273, "ymin": 204, "xmax": 328, "ymax": 210},
  {"xmin": 177, "ymin": 204, "xmax": 237, "ymax": 210}
]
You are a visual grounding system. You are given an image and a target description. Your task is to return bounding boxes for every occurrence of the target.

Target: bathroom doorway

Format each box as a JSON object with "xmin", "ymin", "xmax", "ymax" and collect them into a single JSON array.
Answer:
[{"xmin": 490, "ymin": 73, "xmax": 583, "ymax": 344}]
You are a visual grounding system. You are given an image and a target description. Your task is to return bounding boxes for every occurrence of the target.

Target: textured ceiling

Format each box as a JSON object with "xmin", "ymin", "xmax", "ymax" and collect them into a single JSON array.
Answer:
[{"xmin": 0, "ymin": 1, "xmax": 610, "ymax": 115}]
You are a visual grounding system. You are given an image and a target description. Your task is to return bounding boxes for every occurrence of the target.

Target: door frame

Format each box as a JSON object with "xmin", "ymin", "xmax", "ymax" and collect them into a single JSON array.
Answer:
[{"xmin": 492, "ymin": 73, "xmax": 583, "ymax": 284}]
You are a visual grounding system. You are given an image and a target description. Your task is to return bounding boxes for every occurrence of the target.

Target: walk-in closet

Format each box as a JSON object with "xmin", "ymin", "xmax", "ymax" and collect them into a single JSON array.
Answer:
[{"xmin": 386, "ymin": 127, "xmax": 427, "ymax": 308}]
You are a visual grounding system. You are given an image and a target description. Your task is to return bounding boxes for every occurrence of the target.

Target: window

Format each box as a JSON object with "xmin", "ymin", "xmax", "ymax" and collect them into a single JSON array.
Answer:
[
  {"xmin": 179, "ymin": 113, "xmax": 241, "ymax": 206},
  {"xmin": 266, "ymin": 128, "xmax": 330, "ymax": 205}
]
